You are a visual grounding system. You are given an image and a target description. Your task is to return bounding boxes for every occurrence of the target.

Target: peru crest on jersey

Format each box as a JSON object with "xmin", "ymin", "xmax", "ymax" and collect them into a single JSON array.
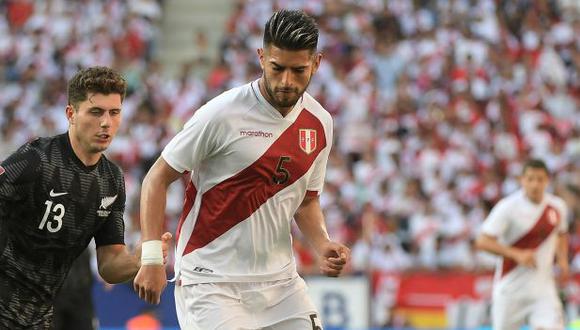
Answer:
[{"xmin": 299, "ymin": 129, "xmax": 317, "ymax": 154}]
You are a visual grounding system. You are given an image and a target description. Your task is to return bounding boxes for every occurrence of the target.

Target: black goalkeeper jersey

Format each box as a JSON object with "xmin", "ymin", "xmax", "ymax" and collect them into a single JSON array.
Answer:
[{"xmin": 0, "ymin": 133, "xmax": 126, "ymax": 329}]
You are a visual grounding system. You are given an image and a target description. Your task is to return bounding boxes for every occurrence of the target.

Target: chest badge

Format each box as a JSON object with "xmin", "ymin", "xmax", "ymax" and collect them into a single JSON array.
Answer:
[
  {"xmin": 97, "ymin": 195, "xmax": 118, "ymax": 217},
  {"xmin": 299, "ymin": 129, "xmax": 317, "ymax": 154},
  {"xmin": 548, "ymin": 208, "xmax": 559, "ymax": 226}
]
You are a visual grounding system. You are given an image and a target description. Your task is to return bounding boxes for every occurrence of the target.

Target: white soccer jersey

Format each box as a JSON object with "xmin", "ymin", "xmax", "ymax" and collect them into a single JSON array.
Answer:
[
  {"xmin": 481, "ymin": 189, "xmax": 568, "ymax": 294},
  {"xmin": 162, "ymin": 80, "xmax": 333, "ymax": 285}
]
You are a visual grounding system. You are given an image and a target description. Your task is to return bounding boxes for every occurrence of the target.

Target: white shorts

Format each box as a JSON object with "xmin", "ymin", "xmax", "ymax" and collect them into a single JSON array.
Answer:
[
  {"xmin": 175, "ymin": 276, "xmax": 323, "ymax": 330},
  {"xmin": 492, "ymin": 288, "xmax": 564, "ymax": 330}
]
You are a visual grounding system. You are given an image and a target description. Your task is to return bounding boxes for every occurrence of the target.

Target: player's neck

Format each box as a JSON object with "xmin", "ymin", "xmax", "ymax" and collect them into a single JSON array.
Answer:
[
  {"xmin": 67, "ymin": 131, "xmax": 102, "ymax": 166},
  {"xmin": 525, "ymin": 193, "xmax": 544, "ymax": 204}
]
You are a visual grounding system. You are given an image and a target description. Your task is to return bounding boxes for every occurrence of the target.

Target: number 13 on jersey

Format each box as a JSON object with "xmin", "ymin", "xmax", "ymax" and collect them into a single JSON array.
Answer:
[{"xmin": 39, "ymin": 200, "xmax": 65, "ymax": 232}]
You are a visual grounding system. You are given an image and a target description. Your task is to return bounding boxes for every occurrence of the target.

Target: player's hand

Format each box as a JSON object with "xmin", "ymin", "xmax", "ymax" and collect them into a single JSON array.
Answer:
[
  {"xmin": 133, "ymin": 265, "xmax": 167, "ymax": 304},
  {"xmin": 512, "ymin": 248, "xmax": 536, "ymax": 268},
  {"xmin": 160, "ymin": 232, "xmax": 172, "ymax": 264},
  {"xmin": 133, "ymin": 232, "xmax": 172, "ymax": 304},
  {"xmin": 318, "ymin": 241, "xmax": 350, "ymax": 277}
]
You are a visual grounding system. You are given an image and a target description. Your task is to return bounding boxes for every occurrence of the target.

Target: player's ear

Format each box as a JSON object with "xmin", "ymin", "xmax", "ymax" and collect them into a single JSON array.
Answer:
[
  {"xmin": 66, "ymin": 105, "xmax": 75, "ymax": 125},
  {"xmin": 518, "ymin": 174, "xmax": 526, "ymax": 186},
  {"xmin": 257, "ymin": 48, "xmax": 265, "ymax": 70},
  {"xmin": 311, "ymin": 52, "xmax": 322, "ymax": 74}
]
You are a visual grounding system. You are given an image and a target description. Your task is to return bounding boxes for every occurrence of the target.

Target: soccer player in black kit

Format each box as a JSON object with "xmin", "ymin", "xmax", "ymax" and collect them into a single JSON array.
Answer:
[{"xmin": 0, "ymin": 66, "xmax": 171, "ymax": 329}]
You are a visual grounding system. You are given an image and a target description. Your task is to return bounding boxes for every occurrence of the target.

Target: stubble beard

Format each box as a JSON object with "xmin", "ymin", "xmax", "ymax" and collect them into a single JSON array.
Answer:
[{"xmin": 263, "ymin": 73, "xmax": 310, "ymax": 109}]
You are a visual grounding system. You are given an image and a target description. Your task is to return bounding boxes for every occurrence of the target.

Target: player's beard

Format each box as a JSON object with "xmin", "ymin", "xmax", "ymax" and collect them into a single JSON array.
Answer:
[{"xmin": 262, "ymin": 73, "xmax": 311, "ymax": 109}]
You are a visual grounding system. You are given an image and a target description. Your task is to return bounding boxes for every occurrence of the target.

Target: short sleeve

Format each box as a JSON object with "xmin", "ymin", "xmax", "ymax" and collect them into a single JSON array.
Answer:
[
  {"xmin": 0, "ymin": 143, "xmax": 42, "ymax": 201},
  {"xmin": 306, "ymin": 117, "xmax": 333, "ymax": 195},
  {"xmin": 557, "ymin": 199, "xmax": 569, "ymax": 234},
  {"xmin": 161, "ymin": 105, "xmax": 218, "ymax": 173},
  {"xmin": 481, "ymin": 199, "xmax": 511, "ymax": 237},
  {"xmin": 94, "ymin": 168, "xmax": 126, "ymax": 247}
]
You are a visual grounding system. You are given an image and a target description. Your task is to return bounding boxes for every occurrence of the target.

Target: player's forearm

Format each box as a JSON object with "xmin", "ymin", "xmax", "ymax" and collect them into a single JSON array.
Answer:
[
  {"xmin": 140, "ymin": 158, "xmax": 174, "ymax": 241},
  {"xmin": 294, "ymin": 196, "xmax": 330, "ymax": 255},
  {"xmin": 556, "ymin": 233, "xmax": 569, "ymax": 266},
  {"xmin": 100, "ymin": 255, "xmax": 140, "ymax": 283},
  {"xmin": 140, "ymin": 177, "xmax": 168, "ymax": 241},
  {"xmin": 97, "ymin": 245, "xmax": 140, "ymax": 283},
  {"xmin": 475, "ymin": 234, "xmax": 518, "ymax": 260}
]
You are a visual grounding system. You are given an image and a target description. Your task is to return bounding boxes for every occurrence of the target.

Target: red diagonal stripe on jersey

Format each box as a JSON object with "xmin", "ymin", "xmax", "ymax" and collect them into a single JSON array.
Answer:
[
  {"xmin": 501, "ymin": 205, "xmax": 559, "ymax": 277},
  {"xmin": 175, "ymin": 180, "xmax": 197, "ymax": 244},
  {"xmin": 182, "ymin": 109, "xmax": 326, "ymax": 256}
]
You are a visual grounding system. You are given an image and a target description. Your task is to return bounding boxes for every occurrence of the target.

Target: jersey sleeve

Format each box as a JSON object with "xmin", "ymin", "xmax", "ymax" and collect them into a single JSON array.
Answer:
[
  {"xmin": 557, "ymin": 199, "xmax": 568, "ymax": 234},
  {"xmin": 306, "ymin": 117, "xmax": 333, "ymax": 195},
  {"xmin": 94, "ymin": 168, "xmax": 126, "ymax": 247},
  {"xmin": 0, "ymin": 143, "xmax": 42, "ymax": 201},
  {"xmin": 161, "ymin": 104, "xmax": 219, "ymax": 174},
  {"xmin": 480, "ymin": 198, "xmax": 511, "ymax": 237}
]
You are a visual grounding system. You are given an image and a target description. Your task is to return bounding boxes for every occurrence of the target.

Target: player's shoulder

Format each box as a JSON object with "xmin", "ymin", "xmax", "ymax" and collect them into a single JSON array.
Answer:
[
  {"xmin": 302, "ymin": 92, "xmax": 331, "ymax": 120},
  {"xmin": 494, "ymin": 190, "xmax": 523, "ymax": 209},
  {"xmin": 545, "ymin": 193, "xmax": 567, "ymax": 210},
  {"xmin": 198, "ymin": 82, "xmax": 256, "ymax": 119},
  {"xmin": 99, "ymin": 155, "xmax": 124, "ymax": 180},
  {"xmin": 15, "ymin": 135, "xmax": 60, "ymax": 160},
  {"xmin": 24, "ymin": 135, "xmax": 50, "ymax": 151}
]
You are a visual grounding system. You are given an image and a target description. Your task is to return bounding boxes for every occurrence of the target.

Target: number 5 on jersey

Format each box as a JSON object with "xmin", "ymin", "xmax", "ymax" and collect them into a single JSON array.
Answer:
[
  {"xmin": 39, "ymin": 200, "xmax": 65, "ymax": 232},
  {"xmin": 272, "ymin": 156, "xmax": 291, "ymax": 185}
]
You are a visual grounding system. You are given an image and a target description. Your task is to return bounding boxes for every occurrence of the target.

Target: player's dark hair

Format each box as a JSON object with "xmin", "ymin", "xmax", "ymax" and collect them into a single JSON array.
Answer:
[
  {"xmin": 263, "ymin": 9, "xmax": 318, "ymax": 52},
  {"xmin": 67, "ymin": 66, "xmax": 127, "ymax": 109},
  {"xmin": 522, "ymin": 158, "xmax": 550, "ymax": 175}
]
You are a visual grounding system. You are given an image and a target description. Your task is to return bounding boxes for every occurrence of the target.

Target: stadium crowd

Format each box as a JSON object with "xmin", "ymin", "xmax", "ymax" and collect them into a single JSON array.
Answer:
[{"xmin": 1, "ymin": 0, "xmax": 579, "ymax": 277}]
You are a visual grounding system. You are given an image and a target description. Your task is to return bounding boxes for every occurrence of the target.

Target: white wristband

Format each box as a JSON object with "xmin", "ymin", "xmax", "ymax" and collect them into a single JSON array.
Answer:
[{"xmin": 141, "ymin": 240, "xmax": 163, "ymax": 266}]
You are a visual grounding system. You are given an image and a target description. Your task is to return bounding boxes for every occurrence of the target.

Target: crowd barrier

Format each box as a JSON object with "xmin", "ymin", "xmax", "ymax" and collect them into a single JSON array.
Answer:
[{"xmin": 94, "ymin": 273, "xmax": 580, "ymax": 329}]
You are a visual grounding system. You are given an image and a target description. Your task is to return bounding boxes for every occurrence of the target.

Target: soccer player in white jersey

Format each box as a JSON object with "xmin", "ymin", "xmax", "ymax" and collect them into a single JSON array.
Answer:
[
  {"xmin": 133, "ymin": 9, "xmax": 350, "ymax": 330},
  {"xmin": 476, "ymin": 159, "xmax": 569, "ymax": 330}
]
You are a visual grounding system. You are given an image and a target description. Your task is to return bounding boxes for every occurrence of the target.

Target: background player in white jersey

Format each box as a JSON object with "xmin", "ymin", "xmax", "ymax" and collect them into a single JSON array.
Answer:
[
  {"xmin": 476, "ymin": 159, "xmax": 569, "ymax": 330},
  {"xmin": 134, "ymin": 9, "xmax": 350, "ymax": 330}
]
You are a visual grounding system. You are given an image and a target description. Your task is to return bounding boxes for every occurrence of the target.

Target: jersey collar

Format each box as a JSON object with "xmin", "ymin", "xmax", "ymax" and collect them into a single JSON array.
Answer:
[
  {"xmin": 60, "ymin": 133, "xmax": 101, "ymax": 172},
  {"xmin": 251, "ymin": 79, "xmax": 304, "ymax": 121}
]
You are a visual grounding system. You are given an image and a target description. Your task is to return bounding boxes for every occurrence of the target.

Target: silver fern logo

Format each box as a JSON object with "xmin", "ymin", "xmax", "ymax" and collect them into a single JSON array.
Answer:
[{"xmin": 97, "ymin": 195, "xmax": 118, "ymax": 217}]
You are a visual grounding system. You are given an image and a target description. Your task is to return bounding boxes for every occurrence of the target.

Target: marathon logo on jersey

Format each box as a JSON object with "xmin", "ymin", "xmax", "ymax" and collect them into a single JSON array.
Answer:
[
  {"xmin": 299, "ymin": 129, "xmax": 317, "ymax": 154},
  {"xmin": 97, "ymin": 195, "xmax": 118, "ymax": 217},
  {"xmin": 240, "ymin": 130, "xmax": 274, "ymax": 138},
  {"xmin": 0, "ymin": 165, "xmax": 4, "ymax": 176}
]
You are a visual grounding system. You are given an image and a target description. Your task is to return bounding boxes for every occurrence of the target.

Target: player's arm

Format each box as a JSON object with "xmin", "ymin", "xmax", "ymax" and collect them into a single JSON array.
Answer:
[
  {"xmin": 294, "ymin": 195, "xmax": 350, "ymax": 277},
  {"xmin": 475, "ymin": 234, "xmax": 536, "ymax": 267},
  {"xmin": 476, "ymin": 199, "xmax": 536, "ymax": 267},
  {"xmin": 0, "ymin": 143, "xmax": 41, "ymax": 199},
  {"xmin": 556, "ymin": 232, "xmax": 569, "ymax": 283},
  {"xmin": 556, "ymin": 202, "xmax": 570, "ymax": 283},
  {"xmin": 96, "ymin": 233, "xmax": 172, "ymax": 284},
  {"xmin": 96, "ymin": 244, "xmax": 140, "ymax": 283},
  {"xmin": 133, "ymin": 157, "xmax": 182, "ymax": 304}
]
